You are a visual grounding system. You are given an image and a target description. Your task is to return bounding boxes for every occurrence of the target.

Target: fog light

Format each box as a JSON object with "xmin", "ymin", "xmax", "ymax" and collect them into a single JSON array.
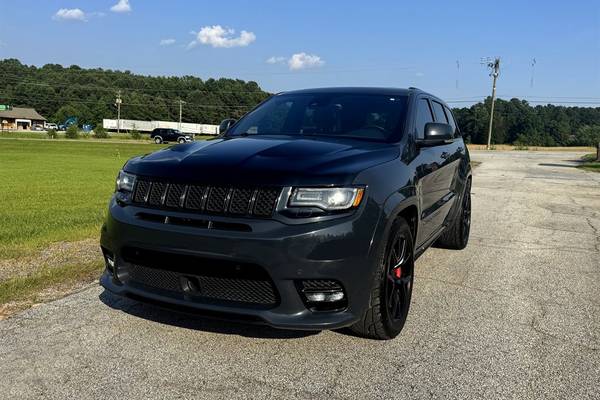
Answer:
[
  {"xmin": 297, "ymin": 279, "xmax": 348, "ymax": 312},
  {"xmin": 305, "ymin": 291, "xmax": 345, "ymax": 302}
]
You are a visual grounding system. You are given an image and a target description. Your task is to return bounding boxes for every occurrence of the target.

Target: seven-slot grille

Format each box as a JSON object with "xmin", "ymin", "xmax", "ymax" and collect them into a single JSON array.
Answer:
[{"xmin": 132, "ymin": 180, "xmax": 281, "ymax": 218}]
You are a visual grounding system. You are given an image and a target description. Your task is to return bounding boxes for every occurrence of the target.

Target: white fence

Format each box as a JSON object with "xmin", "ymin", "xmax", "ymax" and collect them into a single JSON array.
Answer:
[{"xmin": 103, "ymin": 119, "xmax": 219, "ymax": 135}]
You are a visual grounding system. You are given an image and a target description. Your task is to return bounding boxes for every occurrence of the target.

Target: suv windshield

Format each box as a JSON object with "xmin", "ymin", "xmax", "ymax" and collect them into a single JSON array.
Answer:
[{"xmin": 228, "ymin": 92, "xmax": 408, "ymax": 142}]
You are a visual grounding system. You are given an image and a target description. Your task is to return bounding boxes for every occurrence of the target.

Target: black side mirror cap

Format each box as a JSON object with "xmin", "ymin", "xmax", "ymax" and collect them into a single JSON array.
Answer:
[
  {"xmin": 219, "ymin": 118, "xmax": 237, "ymax": 134},
  {"xmin": 417, "ymin": 122, "xmax": 454, "ymax": 147}
]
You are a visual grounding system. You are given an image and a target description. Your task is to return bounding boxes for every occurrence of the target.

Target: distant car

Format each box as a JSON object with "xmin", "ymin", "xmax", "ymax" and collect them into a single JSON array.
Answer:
[
  {"xmin": 45, "ymin": 123, "xmax": 58, "ymax": 130},
  {"xmin": 150, "ymin": 128, "xmax": 191, "ymax": 144},
  {"xmin": 32, "ymin": 125, "xmax": 44, "ymax": 131}
]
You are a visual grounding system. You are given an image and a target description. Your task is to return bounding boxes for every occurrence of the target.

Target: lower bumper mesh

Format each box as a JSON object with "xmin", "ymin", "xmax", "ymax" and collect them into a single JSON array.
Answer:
[{"xmin": 127, "ymin": 264, "xmax": 278, "ymax": 307}]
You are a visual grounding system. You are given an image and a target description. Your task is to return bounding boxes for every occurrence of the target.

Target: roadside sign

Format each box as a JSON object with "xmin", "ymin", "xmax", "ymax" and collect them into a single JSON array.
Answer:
[{"xmin": 0, "ymin": 105, "xmax": 12, "ymax": 111}]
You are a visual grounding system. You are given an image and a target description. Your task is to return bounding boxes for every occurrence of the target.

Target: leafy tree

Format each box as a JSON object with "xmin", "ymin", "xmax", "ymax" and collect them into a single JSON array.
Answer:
[{"xmin": 0, "ymin": 59, "xmax": 269, "ymax": 127}]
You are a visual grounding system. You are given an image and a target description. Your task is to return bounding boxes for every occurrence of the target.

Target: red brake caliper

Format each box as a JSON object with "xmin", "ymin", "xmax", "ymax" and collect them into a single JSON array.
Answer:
[{"xmin": 393, "ymin": 266, "xmax": 402, "ymax": 279}]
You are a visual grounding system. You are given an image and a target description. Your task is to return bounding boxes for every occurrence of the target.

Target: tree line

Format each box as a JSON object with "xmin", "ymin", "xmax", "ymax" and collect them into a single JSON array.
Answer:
[
  {"xmin": 0, "ymin": 58, "xmax": 269, "ymax": 127},
  {"xmin": 454, "ymin": 98, "xmax": 600, "ymax": 146},
  {"xmin": 1, "ymin": 58, "xmax": 599, "ymax": 146}
]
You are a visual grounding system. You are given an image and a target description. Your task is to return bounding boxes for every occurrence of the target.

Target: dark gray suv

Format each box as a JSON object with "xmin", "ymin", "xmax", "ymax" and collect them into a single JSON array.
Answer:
[{"xmin": 101, "ymin": 87, "xmax": 471, "ymax": 340}]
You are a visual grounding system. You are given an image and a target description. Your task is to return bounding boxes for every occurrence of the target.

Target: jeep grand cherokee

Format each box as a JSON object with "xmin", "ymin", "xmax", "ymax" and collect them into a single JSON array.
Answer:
[{"xmin": 100, "ymin": 87, "xmax": 472, "ymax": 339}]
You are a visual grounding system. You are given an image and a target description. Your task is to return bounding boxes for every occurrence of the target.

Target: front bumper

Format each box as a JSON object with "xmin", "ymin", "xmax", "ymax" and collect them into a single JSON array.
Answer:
[{"xmin": 100, "ymin": 197, "xmax": 383, "ymax": 330}]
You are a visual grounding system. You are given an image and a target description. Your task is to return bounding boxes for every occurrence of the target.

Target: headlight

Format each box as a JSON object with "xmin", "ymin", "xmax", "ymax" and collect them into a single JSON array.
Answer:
[
  {"xmin": 115, "ymin": 170, "xmax": 136, "ymax": 193},
  {"xmin": 288, "ymin": 187, "xmax": 364, "ymax": 211}
]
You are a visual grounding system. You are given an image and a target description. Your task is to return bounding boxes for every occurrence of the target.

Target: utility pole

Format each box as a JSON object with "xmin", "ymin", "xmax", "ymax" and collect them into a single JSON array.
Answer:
[
  {"xmin": 178, "ymin": 99, "xmax": 186, "ymax": 132},
  {"xmin": 485, "ymin": 58, "xmax": 500, "ymax": 150},
  {"xmin": 115, "ymin": 90, "xmax": 122, "ymax": 135}
]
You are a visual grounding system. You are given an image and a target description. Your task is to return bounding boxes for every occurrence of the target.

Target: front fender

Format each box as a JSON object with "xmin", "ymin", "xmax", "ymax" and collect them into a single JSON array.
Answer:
[{"xmin": 367, "ymin": 186, "xmax": 420, "ymax": 266}]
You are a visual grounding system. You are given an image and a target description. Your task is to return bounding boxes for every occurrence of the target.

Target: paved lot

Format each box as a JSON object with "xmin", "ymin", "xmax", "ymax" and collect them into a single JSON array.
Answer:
[{"xmin": 1, "ymin": 151, "xmax": 599, "ymax": 399}]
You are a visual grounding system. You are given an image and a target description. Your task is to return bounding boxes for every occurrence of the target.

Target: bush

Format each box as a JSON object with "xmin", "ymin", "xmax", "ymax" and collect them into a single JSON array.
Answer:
[
  {"xmin": 46, "ymin": 129, "xmax": 58, "ymax": 139},
  {"xmin": 513, "ymin": 139, "xmax": 529, "ymax": 151},
  {"xmin": 94, "ymin": 126, "xmax": 109, "ymax": 139},
  {"xmin": 65, "ymin": 125, "xmax": 79, "ymax": 139},
  {"xmin": 130, "ymin": 130, "xmax": 142, "ymax": 140}
]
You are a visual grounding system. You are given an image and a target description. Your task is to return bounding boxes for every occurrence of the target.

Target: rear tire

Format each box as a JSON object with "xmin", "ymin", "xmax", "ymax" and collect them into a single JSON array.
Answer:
[
  {"xmin": 154, "ymin": 136, "xmax": 163, "ymax": 144},
  {"xmin": 436, "ymin": 178, "xmax": 471, "ymax": 250},
  {"xmin": 351, "ymin": 217, "xmax": 414, "ymax": 340}
]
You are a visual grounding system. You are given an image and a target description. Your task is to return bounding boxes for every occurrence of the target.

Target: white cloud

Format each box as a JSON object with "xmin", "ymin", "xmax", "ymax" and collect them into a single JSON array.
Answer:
[
  {"xmin": 288, "ymin": 53, "xmax": 324, "ymax": 70},
  {"xmin": 110, "ymin": 0, "xmax": 131, "ymax": 13},
  {"xmin": 415, "ymin": 72, "xmax": 425, "ymax": 77},
  {"xmin": 266, "ymin": 56, "xmax": 286, "ymax": 64},
  {"xmin": 53, "ymin": 8, "xmax": 87, "ymax": 22},
  {"xmin": 159, "ymin": 38, "xmax": 176, "ymax": 46},
  {"xmin": 189, "ymin": 25, "xmax": 256, "ymax": 49}
]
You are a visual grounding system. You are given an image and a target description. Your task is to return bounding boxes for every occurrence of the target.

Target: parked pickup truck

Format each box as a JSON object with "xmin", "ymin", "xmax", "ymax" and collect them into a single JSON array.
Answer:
[{"xmin": 100, "ymin": 87, "xmax": 472, "ymax": 340}]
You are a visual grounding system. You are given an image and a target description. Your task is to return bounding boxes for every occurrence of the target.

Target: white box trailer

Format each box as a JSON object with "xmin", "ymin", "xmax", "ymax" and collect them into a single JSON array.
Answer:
[{"xmin": 102, "ymin": 119, "xmax": 219, "ymax": 135}]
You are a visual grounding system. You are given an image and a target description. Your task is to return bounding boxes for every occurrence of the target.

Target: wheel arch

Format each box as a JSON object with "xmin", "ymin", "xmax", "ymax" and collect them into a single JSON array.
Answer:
[{"xmin": 373, "ymin": 189, "xmax": 421, "ymax": 258}]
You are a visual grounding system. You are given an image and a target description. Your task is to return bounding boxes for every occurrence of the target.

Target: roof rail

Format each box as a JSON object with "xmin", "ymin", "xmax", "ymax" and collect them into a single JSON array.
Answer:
[{"xmin": 408, "ymin": 87, "xmax": 421, "ymax": 91}]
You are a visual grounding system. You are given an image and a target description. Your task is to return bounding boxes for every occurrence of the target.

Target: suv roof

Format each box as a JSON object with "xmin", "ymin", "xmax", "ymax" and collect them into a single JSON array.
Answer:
[
  {"xmin": 279, "ymin": 86, "xmax": 426, "ymax": 96},
  {"xmin": 278, "ymin": 86, "xmax": 448, "ymax": 105}
]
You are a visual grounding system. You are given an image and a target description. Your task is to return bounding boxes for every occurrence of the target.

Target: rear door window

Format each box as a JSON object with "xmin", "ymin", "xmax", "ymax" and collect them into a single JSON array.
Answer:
[
  {"xmin": 444, "ymin": 106, "xmax": 459, "ymax": 137},
  {"xmin": 431, "ymin": 101, "xmax": 448, "ymax": 123},
  {"xmin": 415, "ymin": 98, "xmax": 434, "ymax": 139}
]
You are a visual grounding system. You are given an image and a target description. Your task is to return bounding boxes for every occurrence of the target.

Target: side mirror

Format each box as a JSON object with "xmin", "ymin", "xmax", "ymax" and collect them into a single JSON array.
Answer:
[
  {"xmin": 219, "ymin": 118, "xmax": 237, "ymax": 134},
  {"xmin": 418, "ymin": 123, "xmax": 454, "ymax": 147}
]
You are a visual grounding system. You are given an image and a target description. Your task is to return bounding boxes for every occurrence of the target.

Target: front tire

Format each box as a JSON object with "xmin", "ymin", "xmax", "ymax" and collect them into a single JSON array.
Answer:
[
  {"xmin": 351, "ymin": 217, "xmax": 414, "ymax": 340},
  {"xmin": 178, "ymin": 137, "xmax": 186, "ymax": 144}
]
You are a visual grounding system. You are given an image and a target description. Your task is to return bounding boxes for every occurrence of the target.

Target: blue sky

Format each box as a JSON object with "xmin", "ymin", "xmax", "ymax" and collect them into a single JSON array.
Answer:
[{"xmin": 0, "ymin": 0, "xmax": 598, "ymax": 105}]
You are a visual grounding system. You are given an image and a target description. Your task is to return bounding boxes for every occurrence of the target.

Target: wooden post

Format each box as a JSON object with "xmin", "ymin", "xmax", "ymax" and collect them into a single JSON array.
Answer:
[{"xmin": 596, "ymin": 142, "xmax": 600, "ymax": 161}]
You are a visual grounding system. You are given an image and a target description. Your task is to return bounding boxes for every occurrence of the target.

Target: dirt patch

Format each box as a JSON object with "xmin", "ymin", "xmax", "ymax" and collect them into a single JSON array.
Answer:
[
  {"xmin": 0, "ymin": 281, "xmax": 98, "ymax": 320},
  {"xmin": 0, "ymin": 239, "xmax": 103, "ymax": 320},
  {"xmin": 0, "ymin": 238, "xmax": 101, "ymax": 283}
]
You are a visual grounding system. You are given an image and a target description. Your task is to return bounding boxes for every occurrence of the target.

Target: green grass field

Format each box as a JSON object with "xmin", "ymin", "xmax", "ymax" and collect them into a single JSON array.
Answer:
[
  {"xmin": 0, "ymin": 131, "xmax": 214, "ymax": 142},
  {"xmin": 0, "ymin": 140, "xmax": 165, "ymax": 259}
]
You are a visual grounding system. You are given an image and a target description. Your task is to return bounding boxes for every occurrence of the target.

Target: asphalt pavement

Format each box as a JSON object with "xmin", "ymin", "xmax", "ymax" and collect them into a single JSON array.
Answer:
[{"xmin": 1, "ymin": 150, "xmax": 599, "ymax": 399}]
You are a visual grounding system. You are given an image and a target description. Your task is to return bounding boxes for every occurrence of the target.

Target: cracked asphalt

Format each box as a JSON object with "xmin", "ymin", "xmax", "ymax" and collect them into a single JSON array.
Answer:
[{"xmin": 1, "ymin": 151, "xmax": 599, "ymax": 399}]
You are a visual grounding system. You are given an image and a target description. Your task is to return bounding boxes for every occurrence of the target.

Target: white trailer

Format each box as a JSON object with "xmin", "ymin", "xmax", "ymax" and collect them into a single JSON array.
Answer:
[{"xmin": 103, "ymin": 119, "xmax": 219, "ymax": 135}]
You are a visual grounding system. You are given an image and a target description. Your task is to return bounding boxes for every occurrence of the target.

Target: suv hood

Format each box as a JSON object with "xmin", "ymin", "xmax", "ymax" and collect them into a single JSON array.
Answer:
[{"xmin": 125, "ymin": 136, "xmax": 400, "ymax": 186}]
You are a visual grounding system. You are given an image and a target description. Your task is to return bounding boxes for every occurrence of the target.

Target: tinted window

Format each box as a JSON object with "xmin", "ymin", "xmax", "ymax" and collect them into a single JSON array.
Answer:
[
  {"xmin": 228, "ymin": 93, "xmax": 409, "ymax": 142},
  {"xmin": 444, "ymin": 106, "xmax": 458, "ymax": 137},
  {"xmin": 431, "ymin": 101, "xmax": 448, "ymax": 123},
  {"xmin": 415, "ymin": 99, "xmax": 434, "ymax": 139}
]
